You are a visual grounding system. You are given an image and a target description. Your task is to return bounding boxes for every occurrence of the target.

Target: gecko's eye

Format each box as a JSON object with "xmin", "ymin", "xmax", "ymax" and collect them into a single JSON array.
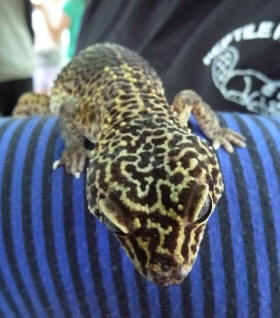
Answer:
[
  {"xmin": 196, "ymin": 195, "xmax": 212, "ymax": 223},
  {"xmin": 102, "ymin": 215, "xmax": 128, "ymax": 237}
]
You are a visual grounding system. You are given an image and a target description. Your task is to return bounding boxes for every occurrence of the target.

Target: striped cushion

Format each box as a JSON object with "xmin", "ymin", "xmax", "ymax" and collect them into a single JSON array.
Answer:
[{"xmin": 0, "ymin": 114, "xmax": 279, "ymax": 318}]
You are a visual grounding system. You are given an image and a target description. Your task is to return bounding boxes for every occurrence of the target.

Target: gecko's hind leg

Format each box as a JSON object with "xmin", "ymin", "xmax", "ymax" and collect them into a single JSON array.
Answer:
[
  {"xmin": 13, "ymin": 92, "xmax": 50, "ymax": 117},
  {"xmin": 172, "ymin": 90, "xmax": 246, "ymax": 153}
]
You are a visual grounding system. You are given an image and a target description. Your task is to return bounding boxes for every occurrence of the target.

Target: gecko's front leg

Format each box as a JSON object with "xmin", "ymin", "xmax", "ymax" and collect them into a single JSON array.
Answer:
[
  {"xmin": 52, "ymin": 99, "xmax": 98, "ymax": 178},
  {"xmin": 53, "ymin": 113, "xmax": 89, "ymax": 178},
  {"xmin": 172, "ymin": 89, "xmax": 246, "ymax": 153}
]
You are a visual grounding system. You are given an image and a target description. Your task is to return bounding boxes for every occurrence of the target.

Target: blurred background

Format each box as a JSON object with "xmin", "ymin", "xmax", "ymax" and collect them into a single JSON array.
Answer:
[
  {"xmin": 1, "ymin": 0, "xmax": 280, "ymax": 117},
  {"xmin": 31, "ymin": 0, "xmax": 85, "ymax": 93},
  {"xmin": 0, "ymin": 0, "xmax": 85, "ymax": 116}
]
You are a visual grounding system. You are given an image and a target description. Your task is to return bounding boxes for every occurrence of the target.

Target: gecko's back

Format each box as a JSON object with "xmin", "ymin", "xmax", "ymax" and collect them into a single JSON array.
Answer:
[
  {"xmin": 49, "ymin": 43, "xmax": 176, "ymax": 152},
  {"xmin": 50, "ymin": 43, "xmax": 164, "ymax": 113}
]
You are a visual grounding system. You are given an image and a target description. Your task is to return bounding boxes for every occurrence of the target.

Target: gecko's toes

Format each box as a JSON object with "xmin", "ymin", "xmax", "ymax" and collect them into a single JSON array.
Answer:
[
  {"xmin": 212, "ymin": 128, "xmax": 246, "ymax": 153},
  {"xmin": 52, "ymin": 147, "xmax": 88, "ymax": 177},
  {"xmin": 213, "ymin": 138, "xmax": 234, "ymax": 153}
]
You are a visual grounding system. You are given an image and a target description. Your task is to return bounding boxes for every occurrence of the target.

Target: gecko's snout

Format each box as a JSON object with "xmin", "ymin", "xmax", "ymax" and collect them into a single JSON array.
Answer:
[{"xmin": 148, "ymin": 264, "xmax": 190, "ymax": 287}]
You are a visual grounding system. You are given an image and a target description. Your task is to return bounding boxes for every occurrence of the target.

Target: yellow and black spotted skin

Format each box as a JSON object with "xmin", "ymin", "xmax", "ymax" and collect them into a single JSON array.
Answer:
[
  {"xmin": 16, "ymin": 43, "xmax": 245, "ymax": 286},
  {"xmin": 13, "ymin": 92, "xmax": 50, "ymax": 117}
]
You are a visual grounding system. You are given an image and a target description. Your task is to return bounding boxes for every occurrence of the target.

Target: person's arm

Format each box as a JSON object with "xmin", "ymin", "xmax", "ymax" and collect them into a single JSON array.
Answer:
[{"xmin": 30, "ymin": 0, "xmax": 71, "ymax": 44}]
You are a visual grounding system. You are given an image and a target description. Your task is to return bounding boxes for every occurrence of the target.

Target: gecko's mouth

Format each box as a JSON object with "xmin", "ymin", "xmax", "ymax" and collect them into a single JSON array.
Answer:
[{"xmin": 148, "ymin": 265, "xmax": 190, "ymax": 286}]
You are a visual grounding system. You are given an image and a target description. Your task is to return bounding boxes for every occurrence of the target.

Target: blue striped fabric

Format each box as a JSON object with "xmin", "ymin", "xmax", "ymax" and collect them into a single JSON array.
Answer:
[{"xmin": 0, "ymin": 113, "xmax": 280, "ymax": 318}]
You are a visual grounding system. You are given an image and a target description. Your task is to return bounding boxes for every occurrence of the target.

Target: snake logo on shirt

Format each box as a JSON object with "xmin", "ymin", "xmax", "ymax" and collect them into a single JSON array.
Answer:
[
  {"xmin": 203, "ymin": 21, "xmax": 280, "ymax": 115},
  {"xmin": 211, "ymin": 45, "xmax": 280, "ymax": 115}
]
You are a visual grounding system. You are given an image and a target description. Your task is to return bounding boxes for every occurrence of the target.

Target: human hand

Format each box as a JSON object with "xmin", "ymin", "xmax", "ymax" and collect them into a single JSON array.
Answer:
[{"xmin": 30, "ymin": 0, "xmax": 44, "ymax": 9}]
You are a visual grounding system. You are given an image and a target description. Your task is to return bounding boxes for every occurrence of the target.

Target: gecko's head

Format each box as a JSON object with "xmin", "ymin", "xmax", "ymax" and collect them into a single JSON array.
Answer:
[{"xmin": 87, "ymin": 131, "xmax": 224, "ymax": 286}]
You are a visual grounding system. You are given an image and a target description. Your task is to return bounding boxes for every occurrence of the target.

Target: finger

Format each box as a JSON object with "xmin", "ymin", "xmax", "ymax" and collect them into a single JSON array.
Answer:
[
  {"xmin": 212, "ymin": 140, "xmax": 221, "ymax": 150},
  {"xmin": 53, "ymin": 160, "xmax": 62, "ymax": 170},
  {"xmin": 70, "ymin": 154, "xmax": 79, "ymax": 177},
  {"xmin": 221, "ymin": 138, "xmax": 234, "ymax": 153},
  {"xmin": 74, "ymin": 172, "xmax": 81, "ymax": 179},
  {"xmin": 78, "ymin": 153, "xmax": 86, "ymax": 172},
  {"xmin": 86, "ymin": 150, "xmax": 93, "ymax": 158},
  {"xmin": 225, "ymin": 129, "xmax": 246, "ymax": 141},
  {"xmin": 226, "ymin": 133, "xmax": 247, "ymax": 147},
  {"xmin": 232, "ymin": 139, "xmax": 246, "ymax": 148}
]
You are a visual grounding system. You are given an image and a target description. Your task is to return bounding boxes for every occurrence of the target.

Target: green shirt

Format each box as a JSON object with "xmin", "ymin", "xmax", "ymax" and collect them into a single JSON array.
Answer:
[
  {"xmin": 63, "ymin": 0, "xmax": 86, "ymax": 59},
  {"xmin": 0, "ymin": 0, "xmax": 34, "ymax": 82}
]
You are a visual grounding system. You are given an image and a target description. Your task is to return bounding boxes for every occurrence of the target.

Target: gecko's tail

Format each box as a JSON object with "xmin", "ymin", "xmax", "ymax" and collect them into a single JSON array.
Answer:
[{"xmin": 12, "ymin": 92, "xmax": 51, "ymax": 117}]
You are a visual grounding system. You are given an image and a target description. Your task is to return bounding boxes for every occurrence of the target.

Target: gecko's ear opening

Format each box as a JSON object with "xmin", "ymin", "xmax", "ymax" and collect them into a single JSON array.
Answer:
[
  {"xmin": 98, "ymin": 191, "xmax": 132, "ymax": 236},
  {"xmin": 195, "ymin": 195, "xmax": 212, "ymax": 223},
  {"xmin": 102, "ymin": 213, "xmax": 128, "ymax": 237},
  {"xmin": 183, "ymin": 182, "xmax": 211, "ymax": 223}
]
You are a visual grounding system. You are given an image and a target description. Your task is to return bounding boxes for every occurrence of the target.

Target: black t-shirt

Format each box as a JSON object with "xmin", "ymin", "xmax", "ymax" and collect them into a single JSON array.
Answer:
[{"xmin": 76, "ymin": 0, "xmax": 280, "ymax": 115}]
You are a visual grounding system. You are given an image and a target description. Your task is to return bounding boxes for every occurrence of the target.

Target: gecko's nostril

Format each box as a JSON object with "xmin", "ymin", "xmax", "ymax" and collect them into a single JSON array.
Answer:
[{"xmin": 161, "ymin": 263, "xmax": 171, "ymax": 271}]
